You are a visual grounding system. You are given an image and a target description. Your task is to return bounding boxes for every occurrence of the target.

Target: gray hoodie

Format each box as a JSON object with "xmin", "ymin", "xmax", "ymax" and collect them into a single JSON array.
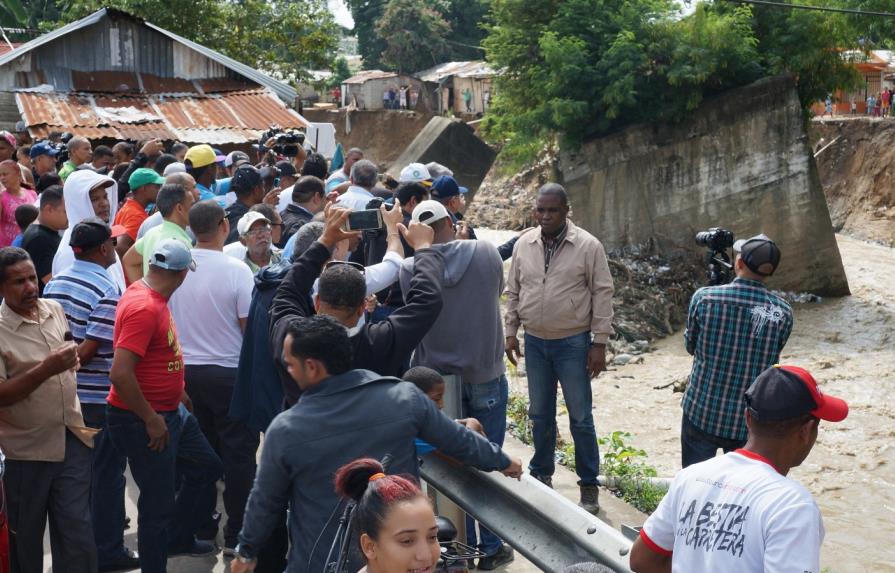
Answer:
[{"xmin": 399, "ymin": 239, "xmax": 506, "ymax": 384}]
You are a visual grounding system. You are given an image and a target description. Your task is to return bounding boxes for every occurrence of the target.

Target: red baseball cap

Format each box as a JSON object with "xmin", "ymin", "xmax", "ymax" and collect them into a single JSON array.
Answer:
[{"xmin": 745, "ymin": 365, "xmax": 849, "ymax": 422}]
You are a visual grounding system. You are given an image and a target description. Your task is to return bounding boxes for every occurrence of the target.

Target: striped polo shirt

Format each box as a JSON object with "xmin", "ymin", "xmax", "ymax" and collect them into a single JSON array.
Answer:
[{"xmin": 43, "ymin": 259, "xmax": 121, "ymax": 404}]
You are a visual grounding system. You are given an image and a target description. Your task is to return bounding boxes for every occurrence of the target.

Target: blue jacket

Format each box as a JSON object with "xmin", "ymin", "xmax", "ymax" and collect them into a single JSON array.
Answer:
[
  {"xmin": 229, "ymin": 262, "xmax": 293, "ymax": 432},
  {"xmin": 237, "ymin": 369, "xmax": 510, "ymax": 572}
]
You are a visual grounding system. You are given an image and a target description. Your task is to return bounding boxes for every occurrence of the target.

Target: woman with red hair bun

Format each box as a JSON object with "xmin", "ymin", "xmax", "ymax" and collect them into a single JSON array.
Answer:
[{"xmin": 334, "ymin": 458, "xmax": 441, "ymax": 573}]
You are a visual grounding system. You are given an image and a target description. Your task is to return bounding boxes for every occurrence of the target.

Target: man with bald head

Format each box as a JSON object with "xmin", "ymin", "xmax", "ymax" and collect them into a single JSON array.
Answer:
[
  {"xmin": 58, "ymin": 136, "xmax": 93, "ymax": 182},
  {"xmin": 504, "ymin": 183, "xmax": 614, "ymax": 515}
]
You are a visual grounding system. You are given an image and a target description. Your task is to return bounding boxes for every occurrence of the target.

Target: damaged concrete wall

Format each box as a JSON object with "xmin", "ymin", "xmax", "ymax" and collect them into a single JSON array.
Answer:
[
  {"xmin": 561, "ymin": 75, "xmax": 849, "ymax": 296},
  {"xmin": 388, "ymin": 116, "xmax": 496, "ymax": 196},
  {"xmin": 302, "ymin": 108, "xmax": 434, "ymax": 168}
]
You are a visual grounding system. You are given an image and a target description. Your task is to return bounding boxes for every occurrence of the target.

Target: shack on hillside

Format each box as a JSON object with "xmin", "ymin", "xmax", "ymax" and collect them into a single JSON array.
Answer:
[
  {"xmin": 0, "ymin": 8, "xmax": 307, "ymax": 148},
  {"xmin": 340, "ymin": 70, "xmax": 423, "ymax": 110},
  {"xmin": 416, "ymin": 61, "xmax": 496, "ymax": 115}
]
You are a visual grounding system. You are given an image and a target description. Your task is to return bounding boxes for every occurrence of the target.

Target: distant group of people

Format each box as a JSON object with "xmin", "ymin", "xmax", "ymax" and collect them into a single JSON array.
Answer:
[
  {"xmin": 0, "ymin": 126, "xmax": 852, "ymax": 573},
  {"xmin": 382, "ymin": 85, "xmax": 415, "ymax": 110}
]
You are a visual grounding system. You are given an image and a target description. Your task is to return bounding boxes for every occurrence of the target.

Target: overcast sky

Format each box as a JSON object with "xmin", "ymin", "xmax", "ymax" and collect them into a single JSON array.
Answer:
[{"xmin": 328, "ymin": 0, "xmax": 355, "ymax": 29}]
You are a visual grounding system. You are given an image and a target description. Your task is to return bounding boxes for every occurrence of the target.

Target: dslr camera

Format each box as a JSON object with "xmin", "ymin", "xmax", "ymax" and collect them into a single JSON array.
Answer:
[{"xmin": 694, "ymin": 227, "xmax": 735, "ymax": 285}]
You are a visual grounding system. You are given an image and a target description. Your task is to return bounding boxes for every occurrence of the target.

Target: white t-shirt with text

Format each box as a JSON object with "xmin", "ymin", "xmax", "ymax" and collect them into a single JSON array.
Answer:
[
  {"xmin": 168, "ymin": 248, "xmax": 254, "ymax": 368},
  {"xmin": 640, "ymin": 450, "xmax": 824, "ymax": 573}
]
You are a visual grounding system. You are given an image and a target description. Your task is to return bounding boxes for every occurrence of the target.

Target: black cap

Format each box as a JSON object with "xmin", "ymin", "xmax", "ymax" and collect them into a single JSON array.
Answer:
[
  {"xmin": 259, "ymin": 165, "xmax": 280, "ymax": 180},
  {"xmin": 733, "ymin": 234, "xmax": 781, "ymax": 276},
  {"xmin": 745, "ymin": 365, "xmax": 848, "ymax": 422},
  {"xmin": 232, "ymin": 165, "xmax": 262, "ymax": 193},
  {"xmin": 275, "ymin": 160, "xmax": 297, "ymax": 178},
  {"xmin": 69, "ymin": 217, "xmax": 112, "ymax": 252}
]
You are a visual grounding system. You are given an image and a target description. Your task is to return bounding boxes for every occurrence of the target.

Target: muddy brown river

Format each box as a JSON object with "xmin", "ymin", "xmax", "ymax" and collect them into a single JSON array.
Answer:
[{"xmin": 485, "ymin": 231, "xmax": 894, "ymax": 573}]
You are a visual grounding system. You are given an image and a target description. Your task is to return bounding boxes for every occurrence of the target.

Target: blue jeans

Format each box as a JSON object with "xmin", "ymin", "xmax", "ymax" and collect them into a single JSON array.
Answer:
[
  {"xmin": 680, "ymin": 414, "xmax": 745, "ymax": 468},
  {"xmin": 106, "ymin": 404, "xmax": 223, "ymax": 573},
  {"xmin": 525, "ymin": 332, "xmax": 600, "ymax": 485},
  {"xmin": 461, "ymin": 375, "xmax": 508, "ymax": 556},
  {"xmin": 81, "ymin": 403, "xmax": 130, "ymax": 567}
]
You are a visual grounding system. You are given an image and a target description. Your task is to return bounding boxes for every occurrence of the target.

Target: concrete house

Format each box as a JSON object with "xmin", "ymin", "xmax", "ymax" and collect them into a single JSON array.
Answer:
[{"xmin": 340, "ymin": 70, "xmax": 422, "ymax": 110}]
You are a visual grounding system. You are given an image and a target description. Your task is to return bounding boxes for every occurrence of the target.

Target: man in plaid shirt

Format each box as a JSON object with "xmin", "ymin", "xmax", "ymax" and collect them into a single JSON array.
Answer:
[{"xmin": 682, "ymin": 234, "xmax": 793, "ymax": 467}]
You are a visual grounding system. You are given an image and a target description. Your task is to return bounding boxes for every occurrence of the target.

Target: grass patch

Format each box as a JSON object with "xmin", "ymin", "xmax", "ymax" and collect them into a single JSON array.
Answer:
[{"xmin": 506, "ymin": 392, "xmax": 666, "ymax": 514}]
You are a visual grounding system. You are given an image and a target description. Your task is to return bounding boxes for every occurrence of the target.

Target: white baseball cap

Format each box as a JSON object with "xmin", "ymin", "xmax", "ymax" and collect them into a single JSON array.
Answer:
[
  {"xmin": 163, "ymin": 162, "xmax": 186, "ymax": 176},
  {"xmin": 411, "ymin": 200, "xmax": 451, "ymax": 226},
  {"xmin": 398, "ymin": 162, "xmax": 432, "ymax": 184},
  {"xmin": 237, "ymin": 211, "xmax": 270, "ymax": 236}
]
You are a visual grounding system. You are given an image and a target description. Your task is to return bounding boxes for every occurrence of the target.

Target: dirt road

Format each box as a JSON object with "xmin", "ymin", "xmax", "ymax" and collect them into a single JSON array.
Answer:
[{"xmin": 502, "ymin": 233, "xmax": 893, "ymax": 573}]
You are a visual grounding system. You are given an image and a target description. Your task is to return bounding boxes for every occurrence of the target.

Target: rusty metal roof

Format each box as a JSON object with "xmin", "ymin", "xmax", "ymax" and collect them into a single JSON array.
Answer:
[
  {"xmin": 16, "ymin": 89, "xmax": 307, "ymax": 144},
  {"xmin": 342, "ymin": 70, "xmax": 399, "ymax": 85},
  {"xmin": 0, "ymin": 8, "xmax": 298, "ymax": 103}
]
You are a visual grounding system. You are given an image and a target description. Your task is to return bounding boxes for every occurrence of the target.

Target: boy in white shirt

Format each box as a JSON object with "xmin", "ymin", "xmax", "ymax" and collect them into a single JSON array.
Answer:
[{"xmin": 630, "ymin": 365, "xmax": 849, "ymax": 573}]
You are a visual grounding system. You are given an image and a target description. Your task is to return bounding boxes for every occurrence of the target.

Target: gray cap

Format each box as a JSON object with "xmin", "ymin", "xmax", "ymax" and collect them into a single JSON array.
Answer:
[{"xmin": 148, "ymin": 238, "xmax": 197, "ymax": 272}]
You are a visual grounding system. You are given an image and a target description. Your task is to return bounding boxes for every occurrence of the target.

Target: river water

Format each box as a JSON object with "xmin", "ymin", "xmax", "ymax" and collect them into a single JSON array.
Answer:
[{"xmin": 480, "ymin": 230, "xmax": 895, "ymax": 572}]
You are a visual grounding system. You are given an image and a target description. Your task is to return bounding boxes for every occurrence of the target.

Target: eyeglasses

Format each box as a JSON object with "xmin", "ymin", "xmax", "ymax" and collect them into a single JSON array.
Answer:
[{"xmin": 324, "ymin": 260, "xmax": 366, "ymax": 274}]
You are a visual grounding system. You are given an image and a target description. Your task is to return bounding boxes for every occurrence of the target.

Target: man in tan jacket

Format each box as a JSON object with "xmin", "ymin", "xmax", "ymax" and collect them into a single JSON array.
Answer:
[
  {"xmin": 0, "ymin": 247, "xmax": 97, "ymax": 573},
  {"xmin": 504, "ymin": 183, "xmax": 614, "ymax": 514}
]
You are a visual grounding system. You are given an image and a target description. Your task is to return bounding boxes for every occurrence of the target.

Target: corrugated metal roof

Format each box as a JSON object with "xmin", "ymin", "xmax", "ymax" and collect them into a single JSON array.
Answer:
[
  {"xmin": 16, "ymin": 88, "xmax": 307, "ymax": 144},
  {"xmin": 415, "ymin": 61, "xmax": 496, "ymax": 83},
  {"xmin": 342, "ymin": 70, "xmax": 399, "ymax": 85},
  {"xmin": 0, "ymin": 8, "xmax": 298, "ymax": 104}
]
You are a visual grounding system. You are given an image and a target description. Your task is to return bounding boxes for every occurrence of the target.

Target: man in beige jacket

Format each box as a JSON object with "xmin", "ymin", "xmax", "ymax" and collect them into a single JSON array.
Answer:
[{"xmin": 504, "ymin": 183, "xmax": 614, "ymax": 514}]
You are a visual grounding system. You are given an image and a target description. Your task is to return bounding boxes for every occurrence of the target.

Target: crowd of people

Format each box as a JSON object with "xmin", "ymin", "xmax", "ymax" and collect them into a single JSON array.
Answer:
[{"xmin": 0, "ymin": 128, "xmax": 850, "ymax": 573}]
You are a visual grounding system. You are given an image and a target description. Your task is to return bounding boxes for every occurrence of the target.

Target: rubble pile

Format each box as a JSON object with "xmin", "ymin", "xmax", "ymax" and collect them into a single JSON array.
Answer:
[
  {"xmin": 606, "ymin": 241, "xmax": 703, "ymax": 352},
  {"xmin": 466, "ymin": 145, "xmax": 559, "ymax": 230}
]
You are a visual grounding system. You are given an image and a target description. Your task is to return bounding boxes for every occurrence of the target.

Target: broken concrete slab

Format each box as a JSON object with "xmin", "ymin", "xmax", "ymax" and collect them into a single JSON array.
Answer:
[
  {"xmin": 388, "ymin": 116, "xmax": 496, "ymax": 197},
  {"xmin": 561, "ymin": 75, "xmax": 849, "ymax": 296}
]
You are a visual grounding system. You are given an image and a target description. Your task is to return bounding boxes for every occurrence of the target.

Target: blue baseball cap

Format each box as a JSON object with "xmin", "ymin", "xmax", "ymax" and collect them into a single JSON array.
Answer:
[
  {"xmin": 149, "ymin": 239, "xmax": 196, "ymax": 272},
  {"xmin": 429, "ymin": 175, "xmax": 468, "ymax": 200},
  {"xmin": 30, "ymin": 141, "xmax": 59, "ymax": 159}
]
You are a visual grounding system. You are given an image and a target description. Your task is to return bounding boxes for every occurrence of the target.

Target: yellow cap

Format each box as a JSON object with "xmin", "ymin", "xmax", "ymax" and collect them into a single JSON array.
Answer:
[{"xmin": 184, "ymin": 144, "xmax": 216, "ymax": 169}]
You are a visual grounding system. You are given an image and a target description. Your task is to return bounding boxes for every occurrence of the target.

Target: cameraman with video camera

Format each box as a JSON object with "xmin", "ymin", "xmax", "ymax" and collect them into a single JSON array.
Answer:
[{"xmin": 682, "ymin": 233, "xmax": 793, "ymax": 468}]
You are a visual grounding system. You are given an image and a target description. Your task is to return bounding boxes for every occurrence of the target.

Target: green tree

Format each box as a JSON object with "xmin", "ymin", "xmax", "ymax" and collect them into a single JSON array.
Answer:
[
  {"xmin": 482, "ymin": 0, "xmax": 871, "ymax": 164},
  {"xmin": 349, "ymin": 0, "xmax": 489, "ymax": 70},
  {"xmin": 346, "ymin": 0, "xmax": 388, "ymax": 69},
  {"xmin": 327, "ymin": 56, "xmax": 352, "ymax": 89},
  {"xmin": 62, "ymin": 0, "xmax": 339, "ymax": 83},
  {"xmin": 376, "ymin": 0, "xmax": 452, "ymax": 74}
]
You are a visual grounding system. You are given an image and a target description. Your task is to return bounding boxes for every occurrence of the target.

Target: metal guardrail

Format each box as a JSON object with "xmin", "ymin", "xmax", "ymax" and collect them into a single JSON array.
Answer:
[{"xmin": 420, "ymin": 454, "xmax": 634, "ymax": 573}]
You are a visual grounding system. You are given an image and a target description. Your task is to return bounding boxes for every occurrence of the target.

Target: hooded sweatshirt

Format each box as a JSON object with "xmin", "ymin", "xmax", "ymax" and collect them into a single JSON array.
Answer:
[
  {"xmin": 52, "ymin": 170, "xmax": 126, "ymax": 291},
  {"xmin": 399, "ymin": 239, "xmax": 506, "ymax": 384}
]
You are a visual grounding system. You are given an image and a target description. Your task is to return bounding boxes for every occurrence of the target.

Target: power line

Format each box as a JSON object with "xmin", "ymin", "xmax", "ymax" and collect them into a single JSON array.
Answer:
[{"xmin": 723, "ymin": 0, "xmax": 895, "ymax": 18}]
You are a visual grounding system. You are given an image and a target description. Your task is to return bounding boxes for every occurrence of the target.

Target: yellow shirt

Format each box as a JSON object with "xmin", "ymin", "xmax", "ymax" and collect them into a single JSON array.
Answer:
[{"xmin": 0, "ymin": 299, "xmax": 95, "ymax": 461}]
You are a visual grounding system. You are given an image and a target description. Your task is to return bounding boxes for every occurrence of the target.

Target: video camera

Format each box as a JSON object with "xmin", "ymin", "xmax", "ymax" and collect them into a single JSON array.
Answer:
[
  {"xmin": 694, "ymin": 227, "xmax": 735, "ymax": 285},
  {"xmin": 260, "ymin": 126, "xmax": 306, "ymax": 158},
  {"xmin": 41, "ymin": 132, "xmax": 73, "ymax": 168}
]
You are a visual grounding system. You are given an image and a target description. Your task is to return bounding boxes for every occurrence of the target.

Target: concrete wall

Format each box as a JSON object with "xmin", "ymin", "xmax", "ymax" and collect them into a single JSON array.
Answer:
[
  {"xmin": 388, "ymin": 116, "xmax": 496, "ymax": 196},
  {"xmin": 561, "ymin": 75, "xmax": 849, "ymax": 296},
  {"xmin": 302, "ymin": 108, "xmax": 434, "ymax": 168}
]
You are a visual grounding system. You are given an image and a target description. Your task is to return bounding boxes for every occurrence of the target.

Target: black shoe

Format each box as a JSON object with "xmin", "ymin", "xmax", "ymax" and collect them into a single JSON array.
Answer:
[
  {"xmin": 466, "ymin": 557, "xmax": 477, "ymax": 570},
  {"xmin": 531, "ymin": 474, "xmax": 553, "ymax": 489},
  {"xmin": 169, "ymin": 539, "xmax": 217, "ymax": 557},
  {"xmin": 579, "ymin": 484, "xmax": 600, "ymax": 514},
  {"xmin": 477, "ymin": 545, "xmax": 514, "ymax": 570},
  {"xmin": 98, "ymin": 550, "xmax": 140, "ymax": 572}
]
